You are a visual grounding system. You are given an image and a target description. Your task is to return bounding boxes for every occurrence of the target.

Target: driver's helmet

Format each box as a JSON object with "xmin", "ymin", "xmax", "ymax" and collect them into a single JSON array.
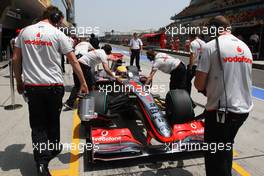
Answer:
[{"xmin": 116, "ymin": 66, "xmax": 127, "ymax": 78}]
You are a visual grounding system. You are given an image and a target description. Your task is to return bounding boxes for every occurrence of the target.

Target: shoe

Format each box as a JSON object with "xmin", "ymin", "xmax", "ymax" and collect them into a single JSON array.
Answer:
[
  {"xmin": 138, "ymin": 69, "xmax": 142, "ymax": 72},
  {"xmin": 37, "ymin": 164, "xmax": 51, "ymax": 176}
]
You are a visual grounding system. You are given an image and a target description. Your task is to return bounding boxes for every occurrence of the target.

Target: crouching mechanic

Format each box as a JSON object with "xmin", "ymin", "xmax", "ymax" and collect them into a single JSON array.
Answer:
[
  {"xmin": 194, "ymin": 16, "xmax": 253, "ymax": 176},
  {"xmin": 145, "ymin": 49, "xmax": 187, "ymax": 90},
  {"xmin": 65, "ymin": 44, "xmax": 121, "ymax": 108},
  {"xmin": 13, "ymin": 6, "xmax": 88, "ymax": 176}
]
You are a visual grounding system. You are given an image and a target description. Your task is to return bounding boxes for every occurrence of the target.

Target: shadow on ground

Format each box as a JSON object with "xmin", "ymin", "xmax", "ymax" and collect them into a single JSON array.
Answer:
[{"xmin": 0, "ymin": 144, "xmax": 36, "ymax": 176}]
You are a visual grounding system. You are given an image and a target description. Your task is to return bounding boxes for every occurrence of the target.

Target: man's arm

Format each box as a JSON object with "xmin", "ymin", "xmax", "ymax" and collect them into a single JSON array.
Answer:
[
  {"xmin": 145, "ymin": 69, "xmax": 157, "ymax": 85},
  {"xmin": 102, "ymin": 62, "xmax": 122, "ymax": 83},
  {"xmin": 194, "ymin": 71, "xmax": 207, "ymax": 92},
  {"xmin": 189, "ymin": 53, "xmax": 195, "ymax": 69},
  {"xmin": 13, "ymin": 47, "xmax": 24, "ymax": 94},
  {"xmin": 66, "ymin": 52, "xmax": 88, "ymax": 93},
  {"xmin": 139, "ymin": 39, "xmax": 143, "ymax": 50},
  {"xmin": 102, "ymin": 62, "xmax": 114, "ymax": 77}
]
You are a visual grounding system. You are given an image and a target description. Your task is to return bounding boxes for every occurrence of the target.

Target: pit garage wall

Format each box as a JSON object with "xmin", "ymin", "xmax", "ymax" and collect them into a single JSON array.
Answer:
[{"xmin": 0, "ymin": 0, "xmax": 50, "ymax": 61}]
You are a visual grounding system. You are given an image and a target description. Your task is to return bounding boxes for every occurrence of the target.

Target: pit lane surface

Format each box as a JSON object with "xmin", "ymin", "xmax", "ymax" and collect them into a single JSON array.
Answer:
[{"xmin": 0, "ymin": 45, "xmax": 264, "ymax": 176}]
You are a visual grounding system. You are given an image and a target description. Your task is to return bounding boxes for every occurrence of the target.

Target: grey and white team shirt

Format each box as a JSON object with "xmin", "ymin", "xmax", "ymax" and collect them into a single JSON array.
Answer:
[
  {"xmin": 78, "ymin": 49, "xmax": 108, "ymax": 69},
  {"xmin": 15, "ymin": 21, "xmax": 73, "ymax": 85},
  {"xmin": 152, "ymin": 53, "xmax": 182, "ymax": 74},
  {"xmin": 190, "ymin": 38, "xmax": 206, "ymax": 66},
  {"xmin": 197, "ymin": 34, "xmax": 253, "ymax": 113}
]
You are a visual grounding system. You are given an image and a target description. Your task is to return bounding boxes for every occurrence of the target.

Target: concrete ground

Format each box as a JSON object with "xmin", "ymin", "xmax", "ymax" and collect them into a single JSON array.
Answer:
[{"xmin": 0, "ymin": 45, "xmax": 264, "ymax": 176}]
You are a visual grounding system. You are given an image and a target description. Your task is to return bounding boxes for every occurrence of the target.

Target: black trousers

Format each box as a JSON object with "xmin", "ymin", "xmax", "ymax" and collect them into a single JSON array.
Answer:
[
  {"xmin": 66, "ymin": 62, "xmax": 94, "ymax": 107},
  {"xmin": 170, "ymin": 62, "xmax": 187, "ymax": 90},
  {"xmin": 204, "ymin": 111, "xmax": 248, "ymax": 176},
  {"xmin": 25, "ymin": 86, "xmax": 64, "ymax": 165},
  {"xmin": 130, "ymin": 49, "xmax": 141, "ymax": 70},
  {"xmin": 186, "ymin": 65, "xmax": 197, "ymax": 95}
]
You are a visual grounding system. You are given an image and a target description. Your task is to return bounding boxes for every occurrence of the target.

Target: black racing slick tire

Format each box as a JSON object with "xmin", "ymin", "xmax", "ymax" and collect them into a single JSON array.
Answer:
[{"xmin": 165, "ymin": 89, "xmax": 195, "ymax": 124}]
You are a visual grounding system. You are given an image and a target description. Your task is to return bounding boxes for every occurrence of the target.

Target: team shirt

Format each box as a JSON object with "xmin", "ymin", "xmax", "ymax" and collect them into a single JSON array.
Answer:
[
  {"xmin": 15, "ymin": 21, "xmax": 73, "ymax": 85},
  {"xmin": 129, "ymin": 38, "xmax": 143, "ymax": 50},
  {"xmin": 74, "ymin": 41, "xmax": 94, "ymax": 56},
  {"xmin": 197, "ymin": 34, "xmax": 253, "ymax": 113},
  {"xmin": 152, "ymin": 53, "xmax": 182, "ymax": 74},
  {"xmin": 190, "ymin": 38, "xmax": 206, "ymax": 66},
  {"xmin": 78, "ymin": 49, "xmax": 108, "ymax": 69}
]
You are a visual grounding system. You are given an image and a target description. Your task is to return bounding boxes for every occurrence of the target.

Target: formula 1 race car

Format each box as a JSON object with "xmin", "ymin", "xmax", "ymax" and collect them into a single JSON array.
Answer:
[{"xmin": 78, "ymin": 52, "xmax": 204, "ymax": 164}]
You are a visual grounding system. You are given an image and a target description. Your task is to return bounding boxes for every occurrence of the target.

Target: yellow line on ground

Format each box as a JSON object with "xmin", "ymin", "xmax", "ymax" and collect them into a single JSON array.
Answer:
[
  {"xmin": 233, "ymin": 162, "xmax": 251, "ymax": 176},
  {"xmin": 51, "ymin": 110, "xmax": 80, "ymax": 176},
  {"xmin": 232, "ymin": 150, "xmax": 251, "ymax": 176},
  {"xmin": 69, "ymin": 110, "xmax": 81, "ymax": 176},
  {"xmin": 233, "ymin": 150, "xmax": 239, "ymax": 157},
  {"xmin": 51, "ymin": 169, "xmax": 69, "ymax": 176}
]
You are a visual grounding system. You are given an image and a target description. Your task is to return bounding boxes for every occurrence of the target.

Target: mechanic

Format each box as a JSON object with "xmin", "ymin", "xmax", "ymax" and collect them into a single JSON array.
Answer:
[
  {"xmin": 13, "ymin": 6, "xmax": 88, "ymax": 176},
  {"xmin": 63, "ymin": 36, "xmax": 94, "ymax": 110},
  {"xmin": 194, "ymin": 16, "xmax": 253, "ymax": 176},
  {"xmin": 129, "ymin": 33, "xmax": 143, "ymax": 71},
  {"xmin": 187, "ymin": 33, "xmax": 205, "ymax": 95},
  {"xmin": 145, "ymin": 49, "xmax": 187, "ymax": 90},
  {"xmin": 74, "ymin": 35, "xmax": 94, "ymax": 58},
  {"xmin": 64, "ymin": 44, "xmax": 121, "ymax": 109}
]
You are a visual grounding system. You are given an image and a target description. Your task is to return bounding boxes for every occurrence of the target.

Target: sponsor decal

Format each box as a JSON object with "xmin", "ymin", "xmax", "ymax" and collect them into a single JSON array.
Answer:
[
  {"xmin": 92, "ymin": 130, "xmax": 122, "ymax": 142},
  {"xmin": 237, "ymin": 46, "xmax": 244, "ymax": 55},
  {"xmin": 24, "ymin": 32, "xmax": 53, "ymax": 46},
  {"xmin": 223, "ymin": 56, "xmax": 252, "ymax": 64},
  {"xmin": 223, "ymin": 46, "xmax": 252, "ymax": 64},
  {"xmin": 191, "ymin": 128, "xmax": 204, "ymax": 135}
]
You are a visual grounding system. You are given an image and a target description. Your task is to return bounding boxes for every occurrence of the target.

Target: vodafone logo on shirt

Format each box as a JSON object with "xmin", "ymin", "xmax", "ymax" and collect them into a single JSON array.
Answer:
[
  {"xmin": 24, "ymin": 32, "xmax": 53, "ymax": 46},
  {"xmin": 223, "ymin": 46, "xmax": 252, "ymax": 64},
  {"xmin": 237, "ymin": 46, "xmax": 244, "ymax": 55}
]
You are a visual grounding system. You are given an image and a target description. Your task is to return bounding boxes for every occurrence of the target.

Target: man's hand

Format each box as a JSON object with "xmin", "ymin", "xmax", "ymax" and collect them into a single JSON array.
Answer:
[
  {"xmin": 145, "ymin": 77, "xmax": 152, "ymax": 86},
  {"xmin": 115, "ymin": 77, "xmax": 123, "ymax": 84},
  {"xmin": 79, "ymin": 83, "xmax": 89, "ymax": 94},
  {"xmin": 16, "ymin": 81, "xmax": 24, "ymax": 94},
  {"xmin": 145, "ymin": 69, "xmax": 156, "ymax": 85}
]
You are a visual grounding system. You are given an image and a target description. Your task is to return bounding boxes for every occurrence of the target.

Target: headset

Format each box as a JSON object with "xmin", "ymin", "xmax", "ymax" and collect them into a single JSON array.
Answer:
[{"xmin": 50, "ymin": 11, "xmax": 63, "ymax": 25}]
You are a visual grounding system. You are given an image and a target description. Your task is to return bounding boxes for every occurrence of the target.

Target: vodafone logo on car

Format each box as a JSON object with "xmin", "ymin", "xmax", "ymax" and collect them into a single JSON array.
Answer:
[
  {"xmin": 101, "ymin": 130, "xmax": 108, "ymax": 137},
  {"xmin": 92, "ymin": 130, "xmax": 122, "ymax": 142}
]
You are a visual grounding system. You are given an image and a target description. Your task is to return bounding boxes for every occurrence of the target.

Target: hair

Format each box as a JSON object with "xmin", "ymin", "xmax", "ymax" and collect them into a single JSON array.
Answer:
[
  {"xmin": 208, "ymin": 15, "xmax": 231, "ymax": 28},
  {"xmin": 102, "ymin": 44, "xmax": 112, "ymax": 55},
  {"xmin": 146, "ymin": 49, "xmax": 156, "ymax": 61},
  {"xmin": 41, "ymin": 6, "xmax": 64, "ymax": 24},
  {"xmin": 91, "ymin": 33, "xmax": 95, "ymax": 38}
]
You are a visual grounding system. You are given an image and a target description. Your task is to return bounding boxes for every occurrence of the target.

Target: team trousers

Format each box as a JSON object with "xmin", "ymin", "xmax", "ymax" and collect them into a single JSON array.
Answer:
[
  {"xmin": 204, "ymin": 110, "xmax": 248, "ymax": 176},
  {"xmin": 25, "ymin": 85, "xmax": 64, "ymax": 165},
  {"xmin": 130, "ymin": 49, "xmax": 141, "ymax": 70}
]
